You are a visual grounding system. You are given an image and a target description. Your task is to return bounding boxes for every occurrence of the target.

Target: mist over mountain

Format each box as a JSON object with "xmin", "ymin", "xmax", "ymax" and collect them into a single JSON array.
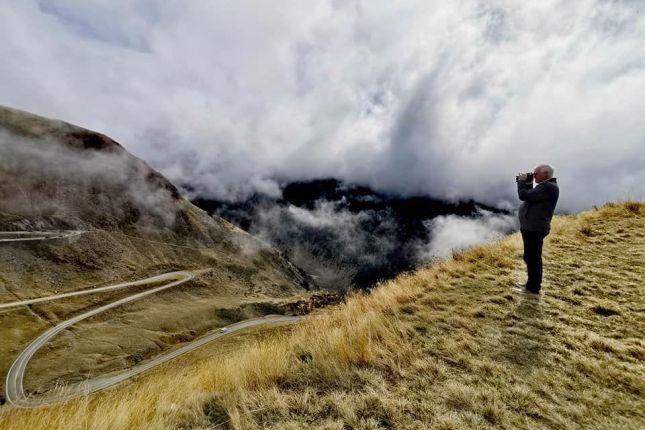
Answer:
[
  {"xmin": 0, "ymin": 105, "xmax": 314, "ymax": 295},
  {"xmin": 192, "ymin": 178, "xmax": 517, "ymax": 290}
]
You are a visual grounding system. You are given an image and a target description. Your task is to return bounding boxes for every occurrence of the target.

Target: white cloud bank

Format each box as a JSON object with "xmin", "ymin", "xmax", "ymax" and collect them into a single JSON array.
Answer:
[
  {"xmin": 420, "ymin": 211, "xmax": 518, "ymax": 259},
  {"xmin": 1, "ymin": 0, "xmax": 644, "ymax": 211}
]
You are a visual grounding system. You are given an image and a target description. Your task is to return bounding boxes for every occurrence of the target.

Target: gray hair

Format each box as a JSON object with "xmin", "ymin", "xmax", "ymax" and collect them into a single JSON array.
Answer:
[{"xmin": 536, "ymin": 164, "xmax": 554, "ymax": 179}]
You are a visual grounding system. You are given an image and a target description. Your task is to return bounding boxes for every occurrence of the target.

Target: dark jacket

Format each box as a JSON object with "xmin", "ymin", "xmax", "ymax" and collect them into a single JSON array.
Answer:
[{"xmin": 517, "ymin": 177, "xmax": 559, "ymax": 233}]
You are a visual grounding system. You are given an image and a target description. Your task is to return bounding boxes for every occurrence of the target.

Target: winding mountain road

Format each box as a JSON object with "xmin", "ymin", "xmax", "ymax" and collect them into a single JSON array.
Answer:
[
  {"xmin": 1, "ymin": 231, "xmax": 302, "ymax": 408},
  {"xmin": 0, "ymin": 230, "xmax": 85, "ymax": 243}
]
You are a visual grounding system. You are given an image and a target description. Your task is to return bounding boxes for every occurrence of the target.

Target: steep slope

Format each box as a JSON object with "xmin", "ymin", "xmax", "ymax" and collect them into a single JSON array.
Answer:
[
  {"xmin": 0, "ymin": 106, "xmax": 316, "ymax": 398},
  {"xmin": 2, "ymin": 202, "xmax": 641, "ymax": 429}
]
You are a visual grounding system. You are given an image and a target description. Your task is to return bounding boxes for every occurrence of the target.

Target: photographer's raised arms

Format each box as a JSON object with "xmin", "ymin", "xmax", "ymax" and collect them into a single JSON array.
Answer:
[{"xmin": 514, "ymin": 164, "xmax": 559, "ymax": 296}]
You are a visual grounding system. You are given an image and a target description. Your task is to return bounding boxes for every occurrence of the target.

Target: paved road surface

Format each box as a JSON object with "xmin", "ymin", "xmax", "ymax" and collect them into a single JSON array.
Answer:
[
  {"xmin": 0, "ymin": 230, "xmax": 84, "ymax": 243},
  {"xmin": 1, "ymin": 231, "xmax": 302, "ymax": 408}
]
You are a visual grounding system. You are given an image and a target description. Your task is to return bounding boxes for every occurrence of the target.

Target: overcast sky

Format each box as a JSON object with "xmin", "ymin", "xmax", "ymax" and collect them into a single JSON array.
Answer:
[{"xmin": 1, "ymin": 0, "xmax": 643, "ymax": 212}]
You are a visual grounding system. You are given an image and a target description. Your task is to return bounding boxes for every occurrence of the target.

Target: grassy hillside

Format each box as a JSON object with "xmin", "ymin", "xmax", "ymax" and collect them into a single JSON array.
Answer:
[
  {"xmin": 0, "ymin": 106, "xmax": 317, "ymax": 398},
  {"xmin": 1, "ymin": 202, "xmax": 643, "ymax": 429}
]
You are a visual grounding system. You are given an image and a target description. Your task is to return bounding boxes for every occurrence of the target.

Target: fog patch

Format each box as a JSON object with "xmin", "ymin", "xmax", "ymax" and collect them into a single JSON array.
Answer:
[
  {"xmin": 242, "ymin": 199, "xmax": 400, "ymax": 291},
  {"xmin": 0, "ymin": 129, "xmax": 179, "ymax": 229},
  {"xmin": 419, "ymin": 210, "xmax": 518, "ymax": 259},
  {"xmin": 227, "ymin": 227, "xmax": 274, "ymax": 257}
]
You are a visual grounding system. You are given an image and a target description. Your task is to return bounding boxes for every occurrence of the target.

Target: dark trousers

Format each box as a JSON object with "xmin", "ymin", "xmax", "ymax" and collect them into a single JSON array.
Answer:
[{"xmin": 521, "ymin": 229, "xmax": 548, "ymax": 292}]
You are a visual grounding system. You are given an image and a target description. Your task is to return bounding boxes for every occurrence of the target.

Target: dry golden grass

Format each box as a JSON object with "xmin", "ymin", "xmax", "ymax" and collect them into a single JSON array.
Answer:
[{"xmin": 1, "ymin": 202, "xmax": 643, "ymax": 429}]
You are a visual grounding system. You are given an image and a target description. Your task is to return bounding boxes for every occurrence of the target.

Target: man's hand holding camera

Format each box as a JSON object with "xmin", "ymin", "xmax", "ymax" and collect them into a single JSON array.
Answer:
[{"xmin": 516, "ymin": 172, "xmax": 534, "ymax": 183}]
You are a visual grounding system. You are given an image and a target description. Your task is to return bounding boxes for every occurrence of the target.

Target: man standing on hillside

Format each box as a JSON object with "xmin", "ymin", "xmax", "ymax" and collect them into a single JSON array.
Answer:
[{"xmin": 514, "ymin": 164, "xmax": 559, "ymax": 296}]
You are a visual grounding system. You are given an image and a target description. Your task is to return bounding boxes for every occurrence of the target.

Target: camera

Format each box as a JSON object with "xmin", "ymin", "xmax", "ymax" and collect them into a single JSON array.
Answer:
[{"xmin": 516, "ymin": 172, "xmax": 534, "ymax": 182}]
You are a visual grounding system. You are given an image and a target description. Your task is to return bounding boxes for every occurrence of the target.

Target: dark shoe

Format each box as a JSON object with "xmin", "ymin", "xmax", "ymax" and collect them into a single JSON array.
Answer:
[{"xmin": 512, "ymin": 284, "xmax": 541, "ymax": 296}]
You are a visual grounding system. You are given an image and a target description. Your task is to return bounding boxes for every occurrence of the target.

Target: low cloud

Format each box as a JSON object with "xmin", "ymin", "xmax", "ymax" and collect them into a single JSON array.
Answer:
[
  {"xmin": 247, "ymin": 199, "xmax": 400, "ymax": 290},
  {"xmin": 419, "ymin": 210, "xmax": 518, "ymax": 259},
  {"xmin": 0, "ymin": 127, "xmax": 179, "ymax": 229},
  {"xmin": 0, "ymin": 1, "xmax": 643, "ymax": 212}
]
